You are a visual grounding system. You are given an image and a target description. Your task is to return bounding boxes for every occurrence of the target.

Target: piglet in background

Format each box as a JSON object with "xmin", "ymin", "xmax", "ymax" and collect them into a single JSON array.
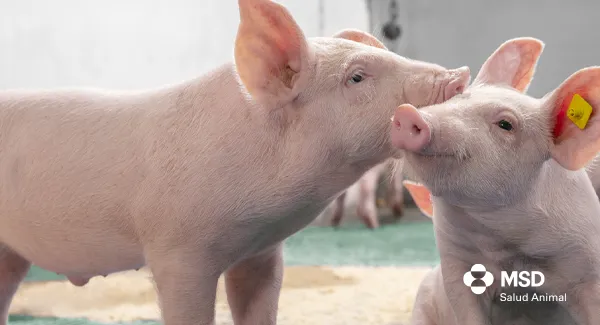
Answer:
[
  {"xmin": 319, "ymin": 158, "xmax": 405, "ymax": 229},
  {"xmin": 393, "ymin": 38, "xmax": 600, "ymax": 325},
  {"xmin": 0, "ymin": 0, "xmax": 471, "ymax": 324}
]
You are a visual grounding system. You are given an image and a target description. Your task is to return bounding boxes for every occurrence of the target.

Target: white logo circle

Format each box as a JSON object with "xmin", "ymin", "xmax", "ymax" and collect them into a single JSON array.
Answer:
[{"xmin": 463, "ymin": 264, "xmax": 494, "ymax": 294}]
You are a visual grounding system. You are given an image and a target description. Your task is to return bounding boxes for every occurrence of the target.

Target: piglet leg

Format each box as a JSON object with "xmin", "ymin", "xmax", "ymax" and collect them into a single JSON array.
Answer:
[
  {"xmin": 441, "ymin": 260, "xmax": 490, "ymax": 325},
  {"xmin": 330, "ymin": 192, "xmax": 346, "ymax": 227},
  {"xmin": 147, "ymin": 249, "xmax": 220, "ymax": 325},
  {"xmin": 571, "ymin": 283, "xmax": 600, "ymax": 325},
  {"xmin": 0, "ymin": 245, "xmax": 31, "ymax": 325},
  {"xmin": 387, "ymin": 159, "xmax": 405, "ymax": 218},
  {"xmin": 356, "ymin": 166, "xmax": 383, "ymax": 229},
  {"xmin": 225, "ymin": 243, "xmax": 283, "ymax": 325}
]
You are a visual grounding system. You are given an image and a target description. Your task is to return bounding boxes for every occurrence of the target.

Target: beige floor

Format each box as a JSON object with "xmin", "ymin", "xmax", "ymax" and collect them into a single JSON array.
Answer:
[{"xmin": 11, "ymin": 266, "xmax": 432, "ymax": 325}]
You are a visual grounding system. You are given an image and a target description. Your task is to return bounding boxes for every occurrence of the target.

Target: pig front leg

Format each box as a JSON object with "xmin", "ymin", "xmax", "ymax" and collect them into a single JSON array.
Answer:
[
  {"xmin": 147, "ymin": 249, "xmax": 220, "ymax": 325},
  {"xmin": 570, "ymin": 283, "xmax": 600, "ymax": 325},
  {"xmin": 0, "ymin": 245, "xmax": 31, "ymax": 325},
  {"xmin": 410, "ymin": 266, "xmax": 455, "ymax": 325},
  {"xmin": 410, "ymin": 270, "xmax": 440, "ymax": 325},
  {"xmin": 441, "ymin": 260, "xmax": 490, "ymax": 325},
  {"xmin": 225, "ymin": 243, "xmax": 283, "ymax": 325}
]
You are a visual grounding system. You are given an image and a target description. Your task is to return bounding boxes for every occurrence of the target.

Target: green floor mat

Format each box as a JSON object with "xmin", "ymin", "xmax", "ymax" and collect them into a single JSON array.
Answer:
[
  {"xmin": 284, "ymin": 221, "xmax": 438, "ymax": 266},
  {"xmin": 24, "ymin": 267, "xmax": 67, "ymax": 282}
]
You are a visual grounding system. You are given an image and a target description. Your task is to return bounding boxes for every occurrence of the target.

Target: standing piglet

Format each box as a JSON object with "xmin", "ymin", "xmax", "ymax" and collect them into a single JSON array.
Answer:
[
  {"xmin": 0, "ymin": 0, "xmax": 471, "ymax": 324},
  {"xmin": 325, "ymin": 158, "xmax": 405, "ymax": 229},
  {"xmin": 392, "ymin": 37, "xmax": 600, "ymax": 325}
]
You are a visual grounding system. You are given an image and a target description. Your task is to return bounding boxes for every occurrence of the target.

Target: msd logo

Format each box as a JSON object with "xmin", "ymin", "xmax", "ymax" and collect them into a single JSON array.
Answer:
[
  {"xmin": 501, "ymin": 270, "xmax": 545, "ymax": 288},
  {"xmin": 463, "ymin": 264, "xmax": 494, "ymax": 294},
  {"xmin": 463, "ymin": 264, "xmax": 545, "ymax": 295}
]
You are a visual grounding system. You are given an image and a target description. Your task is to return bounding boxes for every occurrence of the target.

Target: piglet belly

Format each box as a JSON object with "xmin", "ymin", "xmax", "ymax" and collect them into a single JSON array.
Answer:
[{"xmin": 0, "ymin": 218, "xmax": 145, "ymax": 277}]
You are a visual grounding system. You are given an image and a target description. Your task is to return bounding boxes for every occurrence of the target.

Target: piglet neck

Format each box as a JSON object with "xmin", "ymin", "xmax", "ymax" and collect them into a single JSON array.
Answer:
[
  {"xmin": 527, "ymin": 160, "xmax": 600, "ymax": 232},
  {"xmin": 433, "ymin": 160, "xmax": 600, "ymax": 250},
  {"xmin": 284, "ymin": 141, "xmax": 387, "ymax": 201},
  {"xmin": 431, "ymin": 199, "xmax": 503, "ymax": 240}
]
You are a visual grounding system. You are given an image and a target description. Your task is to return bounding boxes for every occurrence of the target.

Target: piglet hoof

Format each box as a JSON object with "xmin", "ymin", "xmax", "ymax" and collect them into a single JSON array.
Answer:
[
  {"xmin": 364, "ymin": 217, "xmax": 380, "ymax": 229},
  {"xmin": 331, "ymin": 213, "xmax": 343, "ymax": 228},
  {"xmin": 391, "ymin": 203, "xmax": 404, "ymax": 219},
  {"xmin": 357, "ymin": 207, "xmax": 379, "ymax": 229}
]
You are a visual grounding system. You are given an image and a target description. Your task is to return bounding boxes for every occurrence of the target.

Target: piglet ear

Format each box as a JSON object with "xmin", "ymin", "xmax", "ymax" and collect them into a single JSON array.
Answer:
[
  {"xmin": 545, "ymin": 67, "xmax": 600, "ymax": 170},
  {"xmin": 235, "ymin": 0, "xmax": 313, "ymax": 108},
  {"xmin": 402, "ymin": 180, "xmax": 433, "ymax": 219},
  {"xmin": 333, "ymin": 29, "xmax": 388, "ymax": 50},
  {"xmin": 472, "ymin": 37, "xmax": 544, "ymax": 93}
]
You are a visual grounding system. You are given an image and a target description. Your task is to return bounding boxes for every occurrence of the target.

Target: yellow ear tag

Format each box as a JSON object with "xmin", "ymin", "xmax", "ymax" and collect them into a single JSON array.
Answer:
[{"xmin": 567, "ymin": 94, "xmax": 593, "ymax": 130}]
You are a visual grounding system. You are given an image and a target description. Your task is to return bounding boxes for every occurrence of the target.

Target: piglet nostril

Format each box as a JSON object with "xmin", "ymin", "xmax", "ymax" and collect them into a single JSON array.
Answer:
[{"xmin": 412, "ymin": 125, "xmax": 421, "ymax": 135}]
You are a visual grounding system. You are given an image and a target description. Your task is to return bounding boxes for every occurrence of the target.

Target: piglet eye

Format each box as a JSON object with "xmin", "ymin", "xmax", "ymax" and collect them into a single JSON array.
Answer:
[
  {"xmin": 348, "ymin": 72, "xmax": 364, "ymax": 85},
  {"xmin": 497, "ymin": 120, "xmax": 513, "ymax": 131}
]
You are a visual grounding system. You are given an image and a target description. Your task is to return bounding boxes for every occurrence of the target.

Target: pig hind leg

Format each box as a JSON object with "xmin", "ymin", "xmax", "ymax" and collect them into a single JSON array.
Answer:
[
  {"xmin": 0, "ymin": 244, "xmax": 31, "ymax": 325},
  {"xmin": 356, "ymin": 166, "xmax": 384, "ymax": 229},
  {"xmin": 330, "ymin": 192, "xmax": 346, "ymax": 227}
]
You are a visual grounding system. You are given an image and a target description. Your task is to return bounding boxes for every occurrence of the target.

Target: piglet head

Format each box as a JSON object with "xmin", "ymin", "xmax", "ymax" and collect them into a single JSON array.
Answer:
[
  {"xmin": 391, "ymin": 37, "xmax": 545, "ymax": 206},
  {"xmin": 234, "ymin": 0, "xmax": 470, "ymax": 169},
  {"xmin": 391, "ymin": 36, "xmax": 600, "ymax": 208}
]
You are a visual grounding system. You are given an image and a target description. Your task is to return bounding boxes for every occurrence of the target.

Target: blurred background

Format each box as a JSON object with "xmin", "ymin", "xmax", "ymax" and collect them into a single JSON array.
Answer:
[
  {"xmin": 3, "ymin": 1, "xmax": 600, "ymax": 324},
  {"xmin": 0, "ymin": 0, "xmax": 368, "ymax": 89},
  {"xmin": 0, "ymin": 0, "xmax": 598, "ymax": 98}
]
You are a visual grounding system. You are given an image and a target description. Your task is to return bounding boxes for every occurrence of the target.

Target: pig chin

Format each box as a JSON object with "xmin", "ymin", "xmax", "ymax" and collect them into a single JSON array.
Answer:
[
  {"xmin": 402, "ymin": 151, "xmax": 463, "ymax": 196},
  {"xmin": 391, "ymin": 148, "xmax": 405, "ymax": 159},
  {"xmin": 404, "ymin": 146, "xmax": 467, "ymax": 166}
]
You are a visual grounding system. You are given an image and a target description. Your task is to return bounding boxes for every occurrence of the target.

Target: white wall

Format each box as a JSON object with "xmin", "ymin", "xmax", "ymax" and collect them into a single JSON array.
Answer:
[
  {"xmin": 390, "ymin": 0, "xmax": 600, "ymax": 97},
  {"xmin": 0, "ymin": 0, "xmax": 369, "ymax": 90},
  {"xmin": 2, "ymin": 1, "xmax": 599, "ymax": 97}
]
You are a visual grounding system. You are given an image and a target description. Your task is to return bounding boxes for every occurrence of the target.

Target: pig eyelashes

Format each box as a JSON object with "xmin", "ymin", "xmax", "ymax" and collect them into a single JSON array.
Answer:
[
  {"xmin": 348, "ymin": 73, "xmax": 364, "ymax": 84},
  {"xmin": 347, "ymin": 71, "xmax": 365, "ymax": 85}
]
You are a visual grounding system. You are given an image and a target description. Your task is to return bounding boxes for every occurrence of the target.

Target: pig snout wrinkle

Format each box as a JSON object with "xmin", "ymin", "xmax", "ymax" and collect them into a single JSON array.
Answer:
[
  {"xmin": 391, "ymin": 104, "xmax": 431, "ymax": 152},
  {"xmin": 444, "ymin": 66, "xmax": 471, "ymax": 101}
]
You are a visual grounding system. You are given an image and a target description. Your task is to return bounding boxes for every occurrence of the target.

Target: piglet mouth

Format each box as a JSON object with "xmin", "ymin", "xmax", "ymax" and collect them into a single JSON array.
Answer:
[
  {"xmin": 414, "ymin": 150, "xmax": 455, "ymax": 158},
  {"xmin": 412, "ymin": 145, "xmax": 456, "ymax": 158},
  {"xmin": 410, "ymin": 147, "xmax": 470, "ymax": 161}
]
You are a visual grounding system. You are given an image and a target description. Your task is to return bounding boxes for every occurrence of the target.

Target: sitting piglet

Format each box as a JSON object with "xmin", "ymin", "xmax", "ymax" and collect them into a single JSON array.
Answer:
[{"xmin": 392, "ymin": 37, "xmax": 600, "ymax": 325}]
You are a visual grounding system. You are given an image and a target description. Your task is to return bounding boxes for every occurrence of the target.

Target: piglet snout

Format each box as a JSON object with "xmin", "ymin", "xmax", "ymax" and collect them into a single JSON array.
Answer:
[
  {"xmin": 391, "ymin": 104, "xmax": 431, "ymax": 152},
  {"xmin": 443, "ymin": 66, "xmax": 471, "ymax": 101}
]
